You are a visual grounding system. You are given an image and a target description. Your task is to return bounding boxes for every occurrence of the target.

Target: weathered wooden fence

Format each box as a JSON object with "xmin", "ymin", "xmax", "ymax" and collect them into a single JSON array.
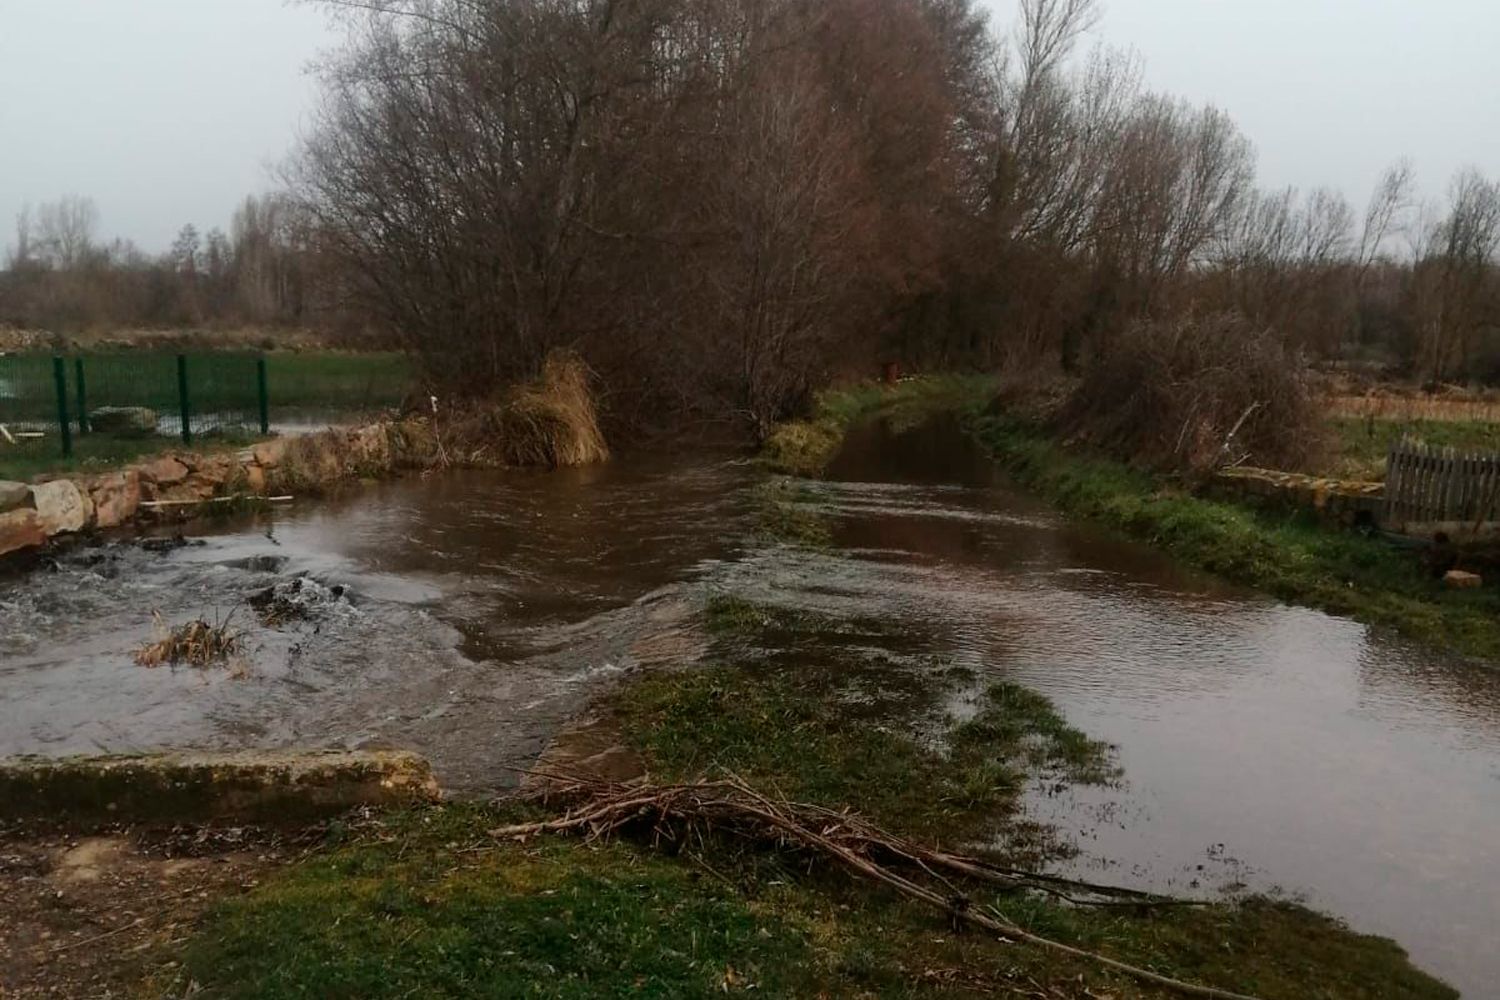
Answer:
[{"xmin": 1384, "ymin": 439, "xmax": 1500, "ymax": 531}]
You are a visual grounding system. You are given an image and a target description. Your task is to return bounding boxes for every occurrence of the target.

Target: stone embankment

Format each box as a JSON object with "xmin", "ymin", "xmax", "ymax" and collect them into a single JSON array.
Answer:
[{"xmin": 0, "ymin": 420, "xmax": 439, "ymax": 560}]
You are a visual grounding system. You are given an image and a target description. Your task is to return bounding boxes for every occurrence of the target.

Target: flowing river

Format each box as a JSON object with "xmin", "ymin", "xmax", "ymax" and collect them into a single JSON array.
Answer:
[{"xmin": 2, "ymin": 417, "xmax": 1497, "ymax": 995}]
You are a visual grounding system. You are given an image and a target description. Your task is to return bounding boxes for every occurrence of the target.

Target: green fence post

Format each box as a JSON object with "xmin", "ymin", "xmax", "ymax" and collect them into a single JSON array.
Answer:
[
  {"xmin": 74, "ymin": 357, "xmax": 90, "ymax": 435},
  {"xmin": 256, "ymin": 356, "xmax": 270, "ymax": 435},
  {"xmin": 52, "ymin": 356, "xmax": 73, "ymax": 459},
  {"xmin": 176, "ymin": 354, "xmax": 193, "ymax": 445}
]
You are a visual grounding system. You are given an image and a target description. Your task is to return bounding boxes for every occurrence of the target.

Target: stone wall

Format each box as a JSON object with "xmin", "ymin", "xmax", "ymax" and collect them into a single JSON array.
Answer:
[
  {"xmin": 1210, "ymin": 466, "xmax": 1385, "ymax": 527},
  {"xmin": 0, "ymin": 420, "xmax": 440, "ymax": 560}
]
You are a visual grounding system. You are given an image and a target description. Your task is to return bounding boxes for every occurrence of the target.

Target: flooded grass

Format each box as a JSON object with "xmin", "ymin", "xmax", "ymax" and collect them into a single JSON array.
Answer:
[
  {"xmin": 749, "ymin": 477, "xmax": 833, "ymax": 548},
  {"xmin": 762, "ymin": 374, "xmax": 997, "ymax": 477}
]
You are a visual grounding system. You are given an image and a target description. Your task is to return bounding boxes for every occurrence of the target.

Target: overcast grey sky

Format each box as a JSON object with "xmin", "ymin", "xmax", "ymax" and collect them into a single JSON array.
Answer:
[{"xmin": 1, "ymin": 0, "xmax": 1497, "ymax": 254}]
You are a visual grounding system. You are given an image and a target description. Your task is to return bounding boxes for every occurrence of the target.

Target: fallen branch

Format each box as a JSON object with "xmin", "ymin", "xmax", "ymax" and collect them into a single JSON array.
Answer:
[
  {"xmin": 139, "ymin": 495, "xmax": 294, "ymax": 509},
  {"xmin": 493, "ymin": 773, "xmax": 1259, "ymax": 1000}
]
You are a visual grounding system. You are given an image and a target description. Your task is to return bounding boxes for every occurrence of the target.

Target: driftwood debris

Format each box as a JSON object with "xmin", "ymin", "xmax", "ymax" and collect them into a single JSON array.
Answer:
[{"xmin": 494, "ymin": 773, "xmax": 1260, "ymax": 1000}]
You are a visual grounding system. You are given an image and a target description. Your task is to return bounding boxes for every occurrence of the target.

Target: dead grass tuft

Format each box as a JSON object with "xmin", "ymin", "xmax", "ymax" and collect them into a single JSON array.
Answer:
[
  {"xmin": 135, "ymin": 610, "xmax": 243, "ymax": 668},
  {"xmin": 445, "ymin": 352, "xmax": 609, "ymax": 468}
]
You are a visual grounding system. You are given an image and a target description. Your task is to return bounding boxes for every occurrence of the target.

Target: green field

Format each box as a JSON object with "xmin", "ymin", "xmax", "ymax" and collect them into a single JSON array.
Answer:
[{"xmin": 1328, "ymin": 416, "xmax": 1500, "ymax": 480}]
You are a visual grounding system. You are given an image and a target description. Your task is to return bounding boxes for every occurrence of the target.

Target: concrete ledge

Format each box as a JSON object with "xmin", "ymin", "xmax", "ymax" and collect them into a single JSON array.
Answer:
[{"xmin": 0, "ymin": 750, "xmax": 441, "ymax": 827}]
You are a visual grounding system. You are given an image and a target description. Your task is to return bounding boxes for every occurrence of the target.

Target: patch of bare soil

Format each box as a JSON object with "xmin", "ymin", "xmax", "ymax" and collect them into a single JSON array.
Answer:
[{"xmin": 0, "ymin": 824, "xmax": 303, "ymax": 999}]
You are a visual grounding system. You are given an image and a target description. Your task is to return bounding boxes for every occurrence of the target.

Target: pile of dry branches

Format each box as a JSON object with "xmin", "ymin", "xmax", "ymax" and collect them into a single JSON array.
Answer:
[
  {"xmin": 1060, "ymin": 314, "xmax": 1325, "ymax": 475},
  {"xmin": 135, "ymin": 610, "xmax": 243, "ymax": 667},
  {"xmin": 495, "ymin": 773, "xmax": 1261, "ymax": 1000}
]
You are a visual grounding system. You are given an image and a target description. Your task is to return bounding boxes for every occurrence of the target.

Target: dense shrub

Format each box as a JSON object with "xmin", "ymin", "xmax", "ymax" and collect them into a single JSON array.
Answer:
[{"xmin": 1059, "ymin": 314, "xmax": 1325, "ymax": 473}]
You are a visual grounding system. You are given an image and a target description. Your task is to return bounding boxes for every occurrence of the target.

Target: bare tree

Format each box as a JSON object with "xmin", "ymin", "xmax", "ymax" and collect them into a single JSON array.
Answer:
[
  {"xmin": 33, "ymin": 195, "xmax": 99, "ymax": 270},
  {"xmin": 8, "ymin": 206, "xmax": 35, "ymax": 269},
  {"xmin": 1358, "ymin": 158, "xmax": 1415, "ymax": 271}
]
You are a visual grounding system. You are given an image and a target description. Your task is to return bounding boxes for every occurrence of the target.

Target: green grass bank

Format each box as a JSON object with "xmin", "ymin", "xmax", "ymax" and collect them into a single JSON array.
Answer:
[{"xmin": 968, "ymin": 412, "xmax": 1500, "ymax": 662}]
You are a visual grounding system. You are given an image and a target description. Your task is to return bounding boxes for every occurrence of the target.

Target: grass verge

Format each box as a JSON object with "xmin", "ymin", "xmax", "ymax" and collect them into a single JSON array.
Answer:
[{"xmin": 162, "ymin": 596, "xmax": 1454, "ymax": 999}]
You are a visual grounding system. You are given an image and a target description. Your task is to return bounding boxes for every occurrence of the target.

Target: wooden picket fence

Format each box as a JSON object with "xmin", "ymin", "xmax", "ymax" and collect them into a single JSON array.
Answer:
[{"xmin": 1384, "ymin": 439, "xmax": 1500, "ymax": 531}]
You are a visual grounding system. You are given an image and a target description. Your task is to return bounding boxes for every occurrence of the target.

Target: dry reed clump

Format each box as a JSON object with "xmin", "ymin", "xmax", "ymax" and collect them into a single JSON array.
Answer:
[
  {"xmin": 1327, "ymin": 393, "xmax": 1500, "ymax": 424},
  {"xmin": 1059, "ymin": 314, "xmax": 1325, "ymax": 475},
  {"xmin": 446, "ymin": 352, "xmax": 609, "ymax": 469},
  {"xmin": 135, "ymin": 610, "xmax": 243, "ymax": 668}
]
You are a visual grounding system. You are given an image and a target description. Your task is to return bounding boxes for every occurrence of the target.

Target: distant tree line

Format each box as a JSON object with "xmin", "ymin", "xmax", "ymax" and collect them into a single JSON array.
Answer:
[
  {"xmin": 5, "ymin": 0, "xmax": 1498, "ymax": 431},
  {"xmin": 1, "ymin": 193, "xmax": 317, "ymax": 332}
]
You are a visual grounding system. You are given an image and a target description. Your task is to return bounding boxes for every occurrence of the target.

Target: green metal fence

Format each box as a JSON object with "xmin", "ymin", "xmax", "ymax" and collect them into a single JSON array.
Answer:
[{"xmin": 0, "ymin": 352, "xmax": 270, "ymax": 461}]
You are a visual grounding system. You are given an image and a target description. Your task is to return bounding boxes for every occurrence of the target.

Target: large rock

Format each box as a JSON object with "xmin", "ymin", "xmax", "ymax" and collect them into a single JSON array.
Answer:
[
  {"xmin": 89, "ymin": 406, "xmax": 158, "ymax": 437},
  {"xmin": 137, "ymin": 455, "xmax": 189, "ymax": 486},
  {"xmin": 349, "ymin": 424, "xmax": 392, "ymax": 473},
  {"xmin": 252, "ymin": 438, "xmax": 288, "ymax": 469},
  {"xmin": 0, "ymin": 480, "xmax": 31, "ymax": 512},
  {"xmin": 1445, "ymin": 569, "xmax": 1483, "ymax": 590},
  {"xmin": 0, "ymin": 509, "xmax": 46, "ymax": 556},
  {"xmin": 189, "ymin": 454, "xmax": 234, "ymax": 482},
  {"xmin": 88, "ymin": 471, "xmax": 141, "ymax": 529},
  {"xmin": 30, "ymin": 480, "xmax": 92, "ymax": 535},
  {"xmin": 153, "ymin": 477, "xmax": 219, "ymax": 505}
]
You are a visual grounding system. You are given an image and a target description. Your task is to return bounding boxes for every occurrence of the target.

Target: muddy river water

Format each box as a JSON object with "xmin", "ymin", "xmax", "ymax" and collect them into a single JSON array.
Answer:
[{"xmin": 3, "ymin": 418, "xmax": 1498, "ymax": 995}]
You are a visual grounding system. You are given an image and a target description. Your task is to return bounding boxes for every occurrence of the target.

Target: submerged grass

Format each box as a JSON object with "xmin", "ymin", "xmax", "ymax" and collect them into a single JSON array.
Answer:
[{"xmin": 749, "ymin": 477, "xmax": 833, "ymax": 548}]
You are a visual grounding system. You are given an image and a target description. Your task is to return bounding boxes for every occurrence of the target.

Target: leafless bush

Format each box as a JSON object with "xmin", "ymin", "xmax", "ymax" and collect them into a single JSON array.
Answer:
[{"xmin": 1059, "ymin": 314, "xmax": 1325, "ymax": 474}]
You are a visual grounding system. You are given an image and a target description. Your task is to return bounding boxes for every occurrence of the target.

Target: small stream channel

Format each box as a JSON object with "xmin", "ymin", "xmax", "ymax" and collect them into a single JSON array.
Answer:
[{"xmin": 2, "ymin": 417, "xmax": 1497, "ymax": 995}]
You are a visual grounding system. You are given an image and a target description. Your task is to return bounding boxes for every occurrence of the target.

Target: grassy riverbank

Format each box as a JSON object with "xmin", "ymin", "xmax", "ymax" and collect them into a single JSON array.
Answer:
[
  {"xmin": 154, "ymin": 595, "xmax": 1453, "ymax": 999},
  {"xmin": 969, "ymin": 413, "xmax": 1500, "ymax": 661}
]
